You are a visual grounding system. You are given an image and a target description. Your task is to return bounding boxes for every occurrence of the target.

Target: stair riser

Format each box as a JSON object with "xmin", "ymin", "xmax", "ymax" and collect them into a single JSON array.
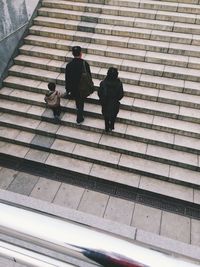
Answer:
[
  {"xmin": 2, "ymin": 86, "xmax": 200, "ymax": 123},
  {"xmin": 5, "ymin": 79, "xmax": 200, "ymax": 110},
  {"xmin": 1, "ymin": 104, "xmax": 199, "ymax": 156},
  {"xmin": 74, "ymin": 0, "xmax": 200, "ymax": 12},
  {"xmin": 36, "ymin": 12, "xmax": 200, "ymax": 35},
  {"xmin": 20, "ymin": 45, "xmax": 147, "ymax": 64},
  {"xmin": 32, "ymin": 21, "xmax": 200, "ymax": 69},
  {"xmin": 1, "ymin": 95, "xmax": 200, "ymax": 140},
  {"xmin": 168, "ymin": 0, "xmax": 200, "ymax": 4},
  {"xmin": 30, "ymin": 12, "xmax": 197, "ymax": 47},
  {"xmin": 64, "ymin": 0, "xmax": 200, "ymax": 12},
  {"xmin": 0, "ymin": 110, "xmax": 199, "ymax": 186},
  {"xmin": 34, "ymin": 16, "xmax": 174, "ymax": 34},
  {"xmin": 20, "ymin": 43, "xmax": 193, "ymax": 70},
  {"xmin": 24, "ymin": 36, "xmax": 200, "ymax": 60},
  {"xmin": 19, "ymin": 49, "xmax": 67, "ymax": 62},
  {"xmin": 8, "ymin": 69, "xmax": 59, "ymax": 83},
  {"xmin": 0, "ymin": 93, "xmax": 183, "ymax": 121},
  {"xmin": 14, "ymin": 57, "xmax": 64, "ymax": 73},
  {"xmin": 15, "ymin": 52, "xmax": 200, "ymax": 83},
  {"xmin": 157, "ymin": 97, "xmax": 200, "ymax": 109},
  {"xmin": 0, "ymin": 93, "xmax": 181, "ymax": 122},
  {"xmin": 0, "ymin": 131, "xmax": 198, "ymax": 182},
  {"xmin": 8, "ymin": 67, "xmax": 200, "ymax": 97},
  {"xmin": 29, "ymin": 28, "xmax": 193, "ymax": 56},
  {"xmin": 40, "ymin": 3, "xmax": 200, "ymax": 23}
]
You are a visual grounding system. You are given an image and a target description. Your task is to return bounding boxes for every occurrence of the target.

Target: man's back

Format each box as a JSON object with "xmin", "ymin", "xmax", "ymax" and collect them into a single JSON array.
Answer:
[
  {"xmin": 65, "ymin": 58, "xmax": 83, "ymax": 96},
  {"xmin": 65, "ymin": 58, "xmax": 91, "ymax": 97}
]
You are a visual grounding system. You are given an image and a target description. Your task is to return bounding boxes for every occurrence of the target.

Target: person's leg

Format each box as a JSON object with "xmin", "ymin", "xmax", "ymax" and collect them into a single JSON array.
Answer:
[
  {"xmin": 52, "ymin": 108, "xmax": 56, "ymax": 117},
  {"xmin": 55, "ymin": 106, "xmax": 61, "ymax": 117},
  {"xmin": 75, "ymin": 98, "xmax": 84, "ymax": 124},
  {"xmin": 110, "ymin": 111, "xmax": 118, "ymax": 130},
  {"xmin": 110, "ymin": 116, "xmax": 115, "ymax": 130},
  {"xmin": 104, "ymin": 117, "xmax": 110, "ymax": 132},
  {"xmin": 52, "ymin": 106, "xmax": 61, "ymax": 123}
]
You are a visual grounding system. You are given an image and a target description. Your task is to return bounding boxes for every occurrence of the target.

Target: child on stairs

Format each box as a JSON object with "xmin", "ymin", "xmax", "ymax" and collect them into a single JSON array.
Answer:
[{"xmin": 44, "ymin": 82, "xmax": 61, "ymax": 123}]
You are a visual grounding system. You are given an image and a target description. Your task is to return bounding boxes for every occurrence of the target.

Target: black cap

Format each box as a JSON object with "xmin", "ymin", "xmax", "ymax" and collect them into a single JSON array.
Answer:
[{"xmin": 72, "ymin": 46, "xmax": 81, "ymax": 56}]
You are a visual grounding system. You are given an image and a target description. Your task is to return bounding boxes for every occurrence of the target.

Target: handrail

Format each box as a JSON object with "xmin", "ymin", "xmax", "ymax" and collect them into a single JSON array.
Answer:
[
  {"xmin": 0, "ymin": 202, "xmax": 198, "ymax": 267},
  {"xmin": 0, "ymin": 240, "xmax": 75, "ymax": 267}
]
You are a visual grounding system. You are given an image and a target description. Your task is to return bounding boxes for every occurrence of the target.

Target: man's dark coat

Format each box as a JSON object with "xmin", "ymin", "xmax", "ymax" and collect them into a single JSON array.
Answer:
[{"xmin": 65, "ymin": 58, "xmax": 91, "ymax": 98}]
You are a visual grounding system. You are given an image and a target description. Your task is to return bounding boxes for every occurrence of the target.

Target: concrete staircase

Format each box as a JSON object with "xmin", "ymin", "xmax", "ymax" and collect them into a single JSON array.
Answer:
[{"xmin": 0, "ymin": 0, "xmax": 200, "ymax": 258}]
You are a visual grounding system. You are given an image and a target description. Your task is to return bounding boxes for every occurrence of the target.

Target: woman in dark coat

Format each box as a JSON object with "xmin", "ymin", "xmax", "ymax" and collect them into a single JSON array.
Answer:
[{"xmin": 98, "ymin": 67, "xmax": 124, "ymax": 132}]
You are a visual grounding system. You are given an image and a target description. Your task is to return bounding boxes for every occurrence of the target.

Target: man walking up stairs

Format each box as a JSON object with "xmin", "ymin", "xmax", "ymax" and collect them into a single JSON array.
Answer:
[{"xmin": 0, "ymin": 0, "xmax": 200, "ymax": 265}]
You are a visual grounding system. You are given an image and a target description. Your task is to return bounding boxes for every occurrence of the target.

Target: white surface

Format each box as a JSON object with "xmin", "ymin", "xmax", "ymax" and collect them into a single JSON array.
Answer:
[{"xmin": 25, "ymin": 0, "xmax": 40, "ymax": 18}]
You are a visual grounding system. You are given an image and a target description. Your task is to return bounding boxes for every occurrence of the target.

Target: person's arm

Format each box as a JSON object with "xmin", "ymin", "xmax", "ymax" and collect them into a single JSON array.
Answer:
[
  {"xmin": 118, "ymin": 81, "xmax": 124, "ymax": 100},
  {"xmin": 98, "ymin": 82, "xmax": 103, "ymax": 99},
  {"xmin": 98, "ymin": 81, "xmax": 107, "ymax": 105},
  {"xmin": 56, "ymin": 90, "xmax": 61, "ymax": 98},
  {"xmin": 65, "ymin": 64, "xmax": 68, "ymax": 91},
  {"xmin": 65, "ymin": 64, "xmax": 71, "ymax": 93},
  {"xmin": 85, "ymin": 61, "xmax": 92, "ymax": 78}
]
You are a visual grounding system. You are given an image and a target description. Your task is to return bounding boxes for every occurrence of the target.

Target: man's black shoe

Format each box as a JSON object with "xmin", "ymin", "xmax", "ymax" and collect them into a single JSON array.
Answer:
[{"xmin": 77, "ymin": 118, "xmax": 84, "ymax": 125}]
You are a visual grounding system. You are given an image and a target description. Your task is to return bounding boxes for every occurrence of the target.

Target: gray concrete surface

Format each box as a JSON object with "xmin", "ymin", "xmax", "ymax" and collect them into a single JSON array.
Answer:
[
  {"xmin": 0, "ymin": 0, "xmax": 40, "ymax": 81},
  {"xmin": 0, "ymin": 166, "xmax": 199, "ymax": 249}
]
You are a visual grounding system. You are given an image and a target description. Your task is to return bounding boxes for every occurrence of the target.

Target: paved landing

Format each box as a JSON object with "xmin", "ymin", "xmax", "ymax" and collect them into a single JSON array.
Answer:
[{"xmin": 1, "ymin": 166, "xmax": 199, "ymax": 247}]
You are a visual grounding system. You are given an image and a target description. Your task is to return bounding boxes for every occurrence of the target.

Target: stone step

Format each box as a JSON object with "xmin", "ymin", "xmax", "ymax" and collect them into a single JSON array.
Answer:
[
  {"xmin": 24, "ymin": 34, "xmax": 200, "ymax": 59},
  {"xmin": 7, "ymin": 63, "xmax": 200, "ymax": 104},
  {"xmin": 13, "ymin": 49, "xmax": 200, "ymax": 92},
  {"xmin": 41, "ymin": 1, "xmax": 200, "ymax": 23},
  {"xmin": 0, "ymin": 92, "xmax": 200, "ymax": 169},
  {"xmin": 29, "ymin": 22, "xmax": 200, "ymax": 47},
  {"xmin": 34, "ymin": 11, "xmax": 200, "ymax": 35},
  {"xmin": 0, "ymin": 115, "xmax": 199, "ymax": 191},
  {"xmin": 2, "ymin": 78, "xmax": 200, "ymax": 126},
  {"xmin": 31, "ymin": 17, "xmax": 200, "ymax": 69},
  {"xmin": 71, "ymin": 0, "xmax": 200, "ymax": 12},
  {"xmin": 25, "ymin": 29, "xmax": 200, "ymax": 82},
  {"xmin": 1, "ymin": 83, "xmax": 200, "ymax": 155},
  {"xmin": 154, "ymin": 0, "xmax": 200, "ymax": 5},
  {"xmin": 10, "ymin": 50, "xmax": 200, "ymax": 95},
  {"xmin": 4, "ymin": 75, "xmax": 200, "ymax": 110},
  {"xmin": 0, "ymin": 106, "xmax": 199, "ymax": 175}
]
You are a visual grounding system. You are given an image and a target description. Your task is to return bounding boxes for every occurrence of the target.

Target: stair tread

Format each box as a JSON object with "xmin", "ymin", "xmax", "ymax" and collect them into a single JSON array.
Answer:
[
  {"xmin": 16, "ymin": 45, "xmax": 200, "ymax": 84},
  {"xmin": 4, "ymin": 75, "xmax": 200, "ymax": 109},
  {"xmin": 30, "ymin": 23, "xmax": 197, "ymax": 46},
  {"xmin": 2, "ymin": 77, "xmax": 200, "ymax": 125},
  {"xmin": 0, "ymin": 95, "xmax": 200, "ymax": 167},
  {"xmin": 22, "ymin": 31, "xmax": 196, "ymax": 66},
  {"xmin": 35, "ymin": 12, "xmax": 200, "ymax": 35},
  {"xmin": 18, "ymin": 45, "xmax": 200, "ymax": 79},
  {"xmin": 34, "ymin": 10, "xmax": 200, "ymax": 38},
  {"xmin": 41, "ymin": 1, "xmax": 200, "ymax": 18},
  {"xmin": 45, "ymin": 0, "xmax": 200, "ymax": 11},
  {"xmin": 3, "ymin": 79, "xmax": 200, "ymax": 148},
  {"xmin": 0, "ymin": 123, "xmax": 199, "ymax": 191},
  {"xmin": 10, "ymin": 54, "xmax": 200, "ymax": 97},
  {"xmin": 25, "ymin": 34, "xmax": 200, "ymax": 58},
  {"xmin": 3, "ymin": 80, "xmax": 200, "ymax": 125}
]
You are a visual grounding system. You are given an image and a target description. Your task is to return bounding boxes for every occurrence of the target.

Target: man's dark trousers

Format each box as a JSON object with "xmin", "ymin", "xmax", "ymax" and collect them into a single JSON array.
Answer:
[{"xmin": 75, "ymin": 97, "xmax": 84, "ymax": 123}]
